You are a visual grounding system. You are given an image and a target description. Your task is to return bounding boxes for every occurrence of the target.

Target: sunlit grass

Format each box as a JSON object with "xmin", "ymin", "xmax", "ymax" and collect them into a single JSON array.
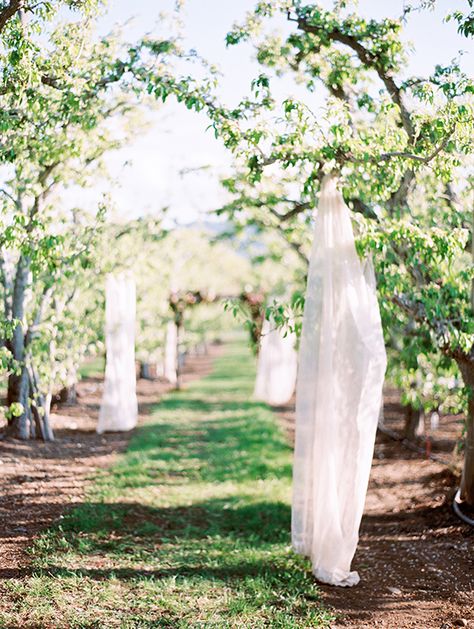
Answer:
[
  {"xmin": 0, "ymin": 341, "xmax": 333, "ymax": 628},
  {"xmin": 78, "ymin": 355, "xmax": 105, "ymax": 379}
]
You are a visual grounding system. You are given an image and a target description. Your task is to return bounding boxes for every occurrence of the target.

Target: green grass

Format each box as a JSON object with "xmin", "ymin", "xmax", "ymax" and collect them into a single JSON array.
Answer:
[
  {"xmin": 78, "ymin": 355, "xmax": 105, "ymax": 379},
  {"xmin": 0, "ymin": 342, "xmax": 333, "ymax": 628}
]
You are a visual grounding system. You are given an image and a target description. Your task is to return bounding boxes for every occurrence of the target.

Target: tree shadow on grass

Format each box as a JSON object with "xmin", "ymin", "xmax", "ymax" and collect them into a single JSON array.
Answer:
[
  {"xmin": 6, "ymin": 558, "xmax": 294, "ymax": 584},
  {"xmin": 4, "ymin": 498, "xmax": 296, "ymax": 587},
  {"xmin": 51, "ymin": 497, "xmax": 291, "ymax": 545},
  {"xmin": 3, "ymin": 496, "xmax": 469, "ymax": 613},
  {"xmin": 1, "ymin": 496, "xmax": 335, "ymax": 628}
]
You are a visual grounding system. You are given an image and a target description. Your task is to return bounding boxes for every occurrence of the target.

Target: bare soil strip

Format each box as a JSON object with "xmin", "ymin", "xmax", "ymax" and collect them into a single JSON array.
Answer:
[{"xmin": 278, "ymin": 389, "xmax": 474, "ymax": 629}]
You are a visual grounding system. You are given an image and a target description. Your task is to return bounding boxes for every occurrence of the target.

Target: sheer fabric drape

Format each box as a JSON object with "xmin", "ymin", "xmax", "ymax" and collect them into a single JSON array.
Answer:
[
  {"xmin": 292, "ymin": 174, "xmax": 386, "ymax": 586},
  {"xmin": 97, "ymin": 274, "xmax": 138, "ymax": 433},
  {"xmin": 254, "ymin": 318, "xmax": 297, "ymax": 406},
  {"xmin": 164, "ymin": 321, "xmax": 178, "ymax": 385}
]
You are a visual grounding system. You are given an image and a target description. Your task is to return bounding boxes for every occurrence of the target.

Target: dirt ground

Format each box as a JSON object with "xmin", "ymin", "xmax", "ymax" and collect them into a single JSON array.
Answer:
[
  {"xmin": 1, "ymin": 350, "xmax": 473, "ymax": 628},
  {"xmin": 278, "ymin": 389, "xmax": 474, "ymax": 629},
  {"xmin": 0, "ymin": 346, "xmax": 222, "ymax": 577}
]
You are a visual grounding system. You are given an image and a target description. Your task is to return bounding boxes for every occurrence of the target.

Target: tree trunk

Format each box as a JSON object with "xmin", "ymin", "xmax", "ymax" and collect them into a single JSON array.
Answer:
[
  {"xmin": 175, "ymin": 321, "xmax": 182, "ymax": 390},
  {"xmin": 29, "ymin": 372, "xmax": 54, "ymax": 441},
  {"xmin": 5, "ymin": 252, "xmax": 53, "ymax": 440},
  {"xmin": 139, "ymin": 362, "xmax": 153, "ymax": 380},
  {"xmin": 456, "ymin": 357, "xmax": 474, "ymax": 506},
  {"xmin": 404, "ymin": 404, "xmax": 425, "ymax": 441},
  {"xmin": 28, "ymin": 365, "xmax": 54, "ymax": 441},
  {"xmin": 45, "ymin": 391, "xmax": 53, "ymax": 417},
  {"xmin": 6, "ymin": 253, "xmax": 31, "ymax": 438},
  {"xmin": 461, "ymin": 400, "xmax": 474, "ymax": 506},
  {"xmin": 58, "ymin": 383, "xmax": 77, "ymax": 405},
  {"xmin": 461, "ymin": 208, "xmax": 474, "ymax": 505},
  {"xmin": 6, "ymin": 366, "xmax": 31, "ymax": 439}
]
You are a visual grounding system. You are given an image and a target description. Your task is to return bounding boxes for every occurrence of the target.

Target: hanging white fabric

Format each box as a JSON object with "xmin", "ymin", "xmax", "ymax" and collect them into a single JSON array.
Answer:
[
  {"xmin": 164, "ymin": 320, "xmax": 178, "ymax": 385},
  {"xmin": 254, "ymin": 318, "xmax": 298, "ymax": 406},
  {"xmin": 292, "ymin": 174, "xmax": 387, "ymax": 587},
  {"xmin": 97, "ymin": 274, "xmax": 138, "ymax": 434}
]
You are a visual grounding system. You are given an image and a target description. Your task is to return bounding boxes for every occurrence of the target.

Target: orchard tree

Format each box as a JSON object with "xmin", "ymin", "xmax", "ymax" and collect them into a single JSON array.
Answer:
[
  {"xmin": 0, "ymin": 8, "xmax": 133, "ymax": 438},
  {"xmin": 201, "ymin": 2, "xmax": 474, "ymax": 504},
  {"xmin": 29, "ymin": 207, "xmax": 107, "ymax": 414},
  {"xmin": 0, "ymin": 0, "xmax": 217, "ymax": 439},
  {"xmin": 217, "ymin": 163, "xmax": 469, "ymax": 440}
]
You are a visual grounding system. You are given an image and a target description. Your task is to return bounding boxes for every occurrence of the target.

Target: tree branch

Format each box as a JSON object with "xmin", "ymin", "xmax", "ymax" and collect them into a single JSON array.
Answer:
[
  {"xmin": 379, "ymin": 126, "xmax": 455, "ymax": 164},
  {"xmin": 387, "ymin": 168, "xmax": 415, "ymax": 213},
  {"xmin": 0, "ymin": 0, "xmax": 23, "ymax": 35},
  {"xmin": 259, "ymin": 199, "xmax": 312, "ymax": 221},
  {"xmin": 392, "ymin": 294, "xmax": 443, "ymax": 341},
  {"xmin": 257, "ymin": 207, "xmax": 308, "ymax": 264},
  {"xmin": 347, "ymin": 197, "xmax": 378, "ymax": 220},
  {"xmin": 291, "ymin": 13, "xmax": 415, "ymax": 141},
  {"xmin": 0, "ymin": 187, "xmax": 20, "ymax": 208}
]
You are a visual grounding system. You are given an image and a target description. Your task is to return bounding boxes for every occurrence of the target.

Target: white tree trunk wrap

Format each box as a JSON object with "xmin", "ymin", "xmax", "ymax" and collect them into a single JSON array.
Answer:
[
  {"xmin": 164, "ymin": 321, "xmax": 178, "ymax": 385},
  {"xmin": 97, "ymin": 274, "xmax": 138, "ymax": 434},
  {"xmin": 254, "ymin": 318, "xmax": 297, "ymax": 406},
  {"xmin": 292, "ymin": 174, "xmax": 387, "ymax": 587}
]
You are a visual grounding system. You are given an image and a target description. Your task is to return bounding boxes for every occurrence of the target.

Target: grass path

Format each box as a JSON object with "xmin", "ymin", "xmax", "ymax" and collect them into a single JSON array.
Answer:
[{"xmin": 0, "ymin": 342, "xmax": 333, "ymax": 628}]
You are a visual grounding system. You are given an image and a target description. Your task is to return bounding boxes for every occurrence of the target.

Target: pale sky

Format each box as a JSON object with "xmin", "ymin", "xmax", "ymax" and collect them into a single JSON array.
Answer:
[{"xmin": 83, "ymin": 0, "xmax": 473, "ymax": 225}]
